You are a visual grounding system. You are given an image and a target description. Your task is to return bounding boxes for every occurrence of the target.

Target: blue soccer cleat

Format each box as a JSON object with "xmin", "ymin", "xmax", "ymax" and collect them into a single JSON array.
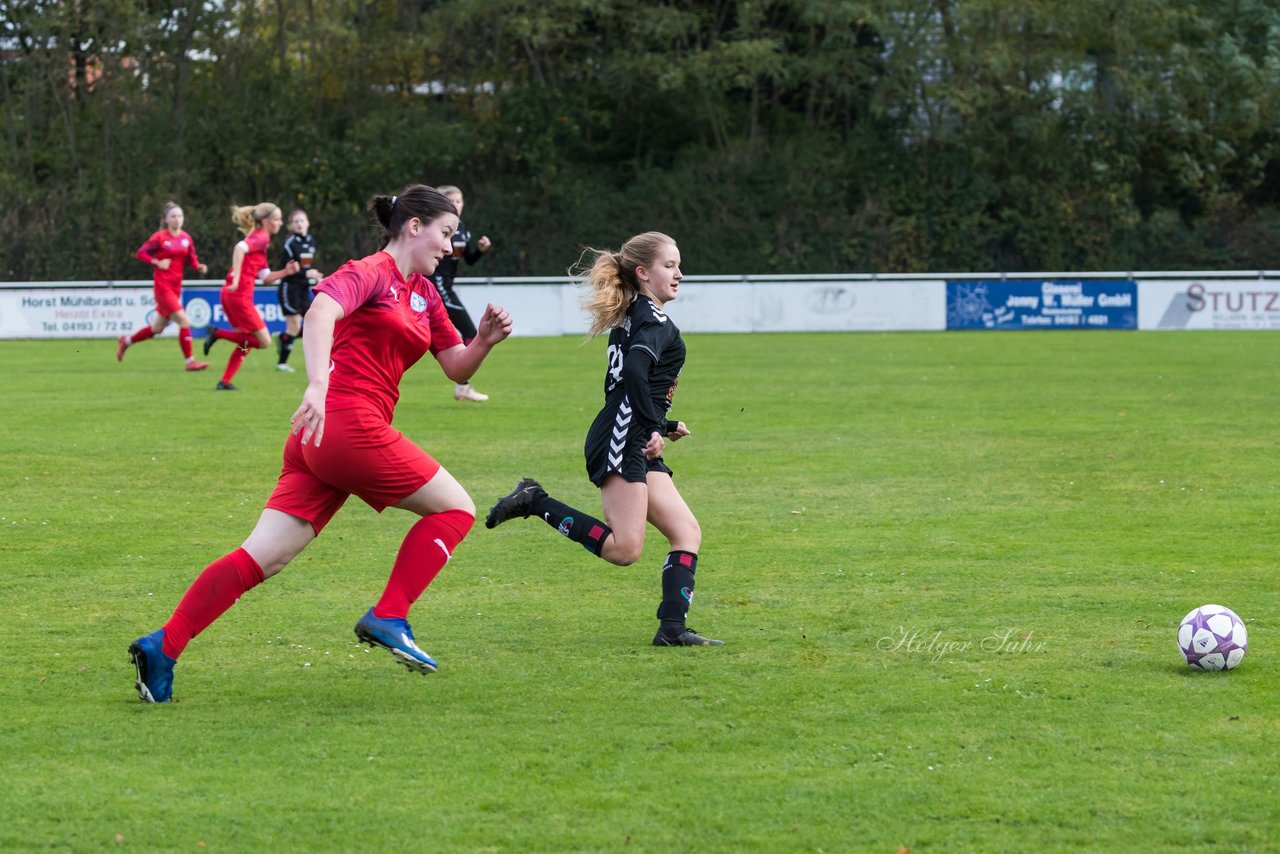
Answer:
[
  {"xmin": 128, "ymin": 629, "xmax": 176, "ymax": 702},
  {"xmin": 354, "ymin": 608, "xmax": 438, "ymax": 674}
]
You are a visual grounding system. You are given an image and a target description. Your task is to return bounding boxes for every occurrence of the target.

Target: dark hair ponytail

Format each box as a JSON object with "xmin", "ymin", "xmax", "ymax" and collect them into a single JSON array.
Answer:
[{"xmin": 369, "ymin": 184, "xmax": 458, "ymax": 248}]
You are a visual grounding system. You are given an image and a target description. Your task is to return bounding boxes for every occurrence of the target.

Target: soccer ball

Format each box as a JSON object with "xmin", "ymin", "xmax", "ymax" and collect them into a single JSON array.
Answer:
[{"xmin": 1177, "ymin": 605, "xmax": 1248, "ymax": 671}]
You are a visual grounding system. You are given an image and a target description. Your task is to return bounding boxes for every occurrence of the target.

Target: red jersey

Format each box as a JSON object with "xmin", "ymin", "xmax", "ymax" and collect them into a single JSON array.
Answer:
[
  {"xmin": 315, "ymin": 251, "xmax": 463, "ymax": 421},
  {"xmin": 136, "ymin": 229, "xmax": 201, "ymax": 290},
  {"xmin": 223, "ymin": 228, "xmax": 271, "ymax": 296}
]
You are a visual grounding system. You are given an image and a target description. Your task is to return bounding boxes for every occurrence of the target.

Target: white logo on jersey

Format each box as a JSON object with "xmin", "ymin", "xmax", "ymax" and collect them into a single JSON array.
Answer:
[
  {"xmin": 606, "ymin": 343, "xmax": 624, "ymax": 386},
  {"xmin": 410, "ymin": 292, "xmax": 427, "ymax": 312},
  {"xmin": 181, "ymin": 238, "xmax": 190, "ymax": 248}
]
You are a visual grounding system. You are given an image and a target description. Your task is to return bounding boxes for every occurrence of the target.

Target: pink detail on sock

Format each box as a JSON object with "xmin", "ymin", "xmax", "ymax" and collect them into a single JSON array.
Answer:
[
  {"xmin": 588, "ymin": 525, "xmax": 605, "ymax": 541},
  {"xmin": 679, "ymin": 552, "xmax": 695, "ymax": 566}
]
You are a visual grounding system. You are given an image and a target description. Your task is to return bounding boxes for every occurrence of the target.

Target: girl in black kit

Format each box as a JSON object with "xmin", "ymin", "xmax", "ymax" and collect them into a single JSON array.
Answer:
[
  {"xmin": 275, "ymin": 209, "xmax": 324, "ymax": 372},
  {"xmin": 486, "ymin": 231, "xmax": 722, "ymax": 647},
  {"xmin": 432, "ymin": 185, "xmax": 492, "ymax": 401}
]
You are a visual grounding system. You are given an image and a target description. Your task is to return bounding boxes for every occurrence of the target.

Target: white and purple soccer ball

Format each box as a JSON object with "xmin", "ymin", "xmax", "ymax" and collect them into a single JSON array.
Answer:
[{"xmin": 1177, "ymin": 605, "xmax": 1248, "ymax": 671}]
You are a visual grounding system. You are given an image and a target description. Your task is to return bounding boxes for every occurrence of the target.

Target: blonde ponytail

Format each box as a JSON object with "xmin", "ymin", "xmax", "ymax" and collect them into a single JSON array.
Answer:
[
  {"xmin": 574, "ymin": 232, "xmax": 677, "ymax": 338},
  {"xmin": 230, "ymin": 202, "xmax": 279, "ymax": 235}
]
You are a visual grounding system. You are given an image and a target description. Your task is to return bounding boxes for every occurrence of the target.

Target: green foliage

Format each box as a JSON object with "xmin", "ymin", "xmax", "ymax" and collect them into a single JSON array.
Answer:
[
  {"xmin": 2, "ymin": 331, "xmax": 1280, "ymax": 849},
  {"xmin": 0, "ymin": 0, "xmax": 1277, "ymax": 279}
]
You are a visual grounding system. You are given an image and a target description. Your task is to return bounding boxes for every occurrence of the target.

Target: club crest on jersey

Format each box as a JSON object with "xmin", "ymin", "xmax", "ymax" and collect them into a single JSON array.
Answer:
[{"xmin": 410, "ymin": 292, "xmax": 427, "ymax": 312}]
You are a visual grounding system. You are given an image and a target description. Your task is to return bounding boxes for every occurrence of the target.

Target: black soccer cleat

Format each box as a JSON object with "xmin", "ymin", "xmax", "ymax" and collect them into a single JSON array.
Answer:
[
  {"xmin": 202, "ymin": 326, "xmax": 219, "ymax": 356},
  {"xmin": 484, "ymin": 477, "xmax": 545, "ymax": 529},
  {"xmin": 653, "ymin": 627, "xmax": 725, "ymax": 647},
  {"xmin": 215, "ymin": 380, "xmax": 239, "ymax": 391}
]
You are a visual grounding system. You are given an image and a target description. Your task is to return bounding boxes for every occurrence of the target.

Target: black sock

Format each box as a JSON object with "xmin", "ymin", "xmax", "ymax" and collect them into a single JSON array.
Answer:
[
  {"xmin": 656, "ymin": 550, "xmax": 697, "ymax": 635},
  {"xmin": 532, "ymin": 494, "xmax": 611, "ymax": 555},
  {"xmin": 278, "ymin": 332, "xmax": 293, "ymax": 363}
]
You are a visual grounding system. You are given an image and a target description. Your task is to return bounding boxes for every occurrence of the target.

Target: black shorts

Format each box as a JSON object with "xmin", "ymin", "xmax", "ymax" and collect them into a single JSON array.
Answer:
[
  {"xmin": 278, "ymin": 279, "xmax": 314, "ymax": 317},
  {"xmin": 583, "ymin": 399, "xmax": 673, "ymax": 487}
]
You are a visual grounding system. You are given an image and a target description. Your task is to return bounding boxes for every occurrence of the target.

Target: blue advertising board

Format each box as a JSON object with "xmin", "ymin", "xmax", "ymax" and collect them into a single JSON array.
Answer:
[
  {"xmin": 946, "ymin": 280, "xmax": 1137, "ymax": 330},
  {"xmin": 179, "ymin": 286, "xmax": 290, "ymax": 334}
]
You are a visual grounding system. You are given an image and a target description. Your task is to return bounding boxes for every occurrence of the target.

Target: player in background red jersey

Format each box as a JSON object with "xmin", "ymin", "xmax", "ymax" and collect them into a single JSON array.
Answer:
[
  {"xmin": 202, "ymin": 202, "xmax": 299, "ymax": 390},
  {"xmin": 128, "ymin": 184, "xmax": 513, "ymax": 702},
  {"xmin": 117, "ymin": 202, "xmax": 210, "ymax": 370}
]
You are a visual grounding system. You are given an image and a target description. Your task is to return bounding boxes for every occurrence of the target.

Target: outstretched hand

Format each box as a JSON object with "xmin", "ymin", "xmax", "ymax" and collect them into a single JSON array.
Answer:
[{"xmin": 477, "ymin": 303, "xmax": 513, "ymax": 346}]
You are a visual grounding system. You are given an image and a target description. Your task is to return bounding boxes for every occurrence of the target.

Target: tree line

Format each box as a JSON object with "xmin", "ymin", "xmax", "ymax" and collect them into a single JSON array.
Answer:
[{"xmin": 2, "ymin": 0, "xmax": 1277, "ymax": 281}]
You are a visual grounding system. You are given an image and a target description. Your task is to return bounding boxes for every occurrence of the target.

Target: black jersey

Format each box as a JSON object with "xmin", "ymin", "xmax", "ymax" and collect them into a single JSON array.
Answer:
[
  {"xmin": 430, "ymin": 220, "xmax": 483, "ymax": 292},
  {"xmin": 583, "ymin": 294, "xmax": 684, "ymax": 486},
  {"xmin": 603, "ymin": 294, "xmax": 685, "ymax": 437},
  {"xmin": 280, "ymin": 233, "xmax": 317, "ymax": 289}
]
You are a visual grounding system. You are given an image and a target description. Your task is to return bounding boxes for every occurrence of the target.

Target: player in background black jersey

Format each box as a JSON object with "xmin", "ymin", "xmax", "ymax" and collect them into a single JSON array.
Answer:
[
  {"xmin": 431, "ymin": 185, "xmax": 493, "ymax": 401},
  {"xmin": 485, "ymin": 232, "xmax": 723, "ymax": 647},
  {"xmin": 275, "ymin": 209, "xmax": 324, "ymax": 372}
]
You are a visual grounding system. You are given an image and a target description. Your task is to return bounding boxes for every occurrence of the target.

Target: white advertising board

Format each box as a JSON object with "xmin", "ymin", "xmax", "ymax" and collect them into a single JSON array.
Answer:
[
  {"xmin": 1139, "ymin": 280, "xmax": 1280, "ymax": 330},
  {"xmin": 749, "ymin": 279, "xmax": 946, "ymax": 332},
  {"xmin": 0, "ymin": 288, "xmax": 158, "ymax": 339}
]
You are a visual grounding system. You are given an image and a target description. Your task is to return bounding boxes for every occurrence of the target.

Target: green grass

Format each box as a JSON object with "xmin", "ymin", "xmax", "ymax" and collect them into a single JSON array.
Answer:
[{"xmin": 1, "ymin": 331, "xmax": 1277, "ymax": 851}]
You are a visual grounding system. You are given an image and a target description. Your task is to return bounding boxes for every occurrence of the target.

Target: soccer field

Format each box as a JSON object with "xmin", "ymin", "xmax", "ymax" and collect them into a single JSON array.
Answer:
[{"xmin": 2, "ymin": 331, "xmax": 1276, "ymax": 851}]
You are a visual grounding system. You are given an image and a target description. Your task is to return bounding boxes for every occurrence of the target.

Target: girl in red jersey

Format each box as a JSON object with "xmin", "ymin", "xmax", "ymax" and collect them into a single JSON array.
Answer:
[
  {"xmin": 128, "ymin": 184, "xmax": 513, "ymax": 702},
  {"xmin": 202, "ymin": 202, "xmax": 299, "ymax": 390},
  {"xmin": 117, "ymin": 202, "xmax": 210, "ymax": 370}
]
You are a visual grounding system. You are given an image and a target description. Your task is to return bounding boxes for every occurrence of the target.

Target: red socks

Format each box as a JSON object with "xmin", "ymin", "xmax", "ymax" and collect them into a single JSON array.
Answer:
[
  {"xmin": 213, "ymin": 328, "xmax": 247, "ymax": 343},
  {"xmin": 162, "ymin": 548, "xmax": 264, "ymax": 659},
  {"xmin": 178, "ymin": 327, "xmax": 193, "ymax": 359},
  {"xmin": 159, "ymin": 511, "xmax": 474, "ymax": 659},
  {"xmin": 129, "ymin": 326, "xmax": 155, "ymax": 344},
  {"xmin": 221, "ymin": 347, "xmax": 248, "ymax": 384},
  {"xmin": 219, "ymin": 333, "xmax": 262, "ymax": 383},
  {"xmin": 374, "ymin": 510, "xmax": 474, "ymax": 619}
]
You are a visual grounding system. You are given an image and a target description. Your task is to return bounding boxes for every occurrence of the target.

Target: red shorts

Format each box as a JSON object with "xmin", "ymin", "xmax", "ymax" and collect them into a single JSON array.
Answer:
[
  {"xmin": 154, "ymin": 283, "xmax": 183, "ymax": 318},
  {"xmin": 264, "ymin": 407, "xmax": 441, "ymax": 534},
  {"xmin": 222, "ymin": 291, "xmax": 265, "ymax": 333}
]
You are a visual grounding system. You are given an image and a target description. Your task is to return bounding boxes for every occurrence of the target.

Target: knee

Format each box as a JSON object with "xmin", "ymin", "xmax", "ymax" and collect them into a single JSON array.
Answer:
[
  {"xmin": 668, "ymin": 516, "xmax": 701, "ymax": 554},
  {"xmin": 603, "ymin": 536, "xmax": 644, "ymax": 567},
  {"xmin": 684, "ymin": 518, "xmax": 702, "ymax": 552},
  {"xmin": 452, "ymin": 492, "xmax": 476, "ymax": 519}
]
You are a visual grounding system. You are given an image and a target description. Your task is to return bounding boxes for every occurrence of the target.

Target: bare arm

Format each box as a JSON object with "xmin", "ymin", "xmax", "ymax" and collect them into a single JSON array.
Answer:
[
  {"xmin": 261, "ymin": 260, "xmax": 301, "ymax": 285},
  {"xmin": 289, "ymin": 293, "xmax": 345, "ymax": 447},
  {"xmin": 225, "ymin": 242, "xmax": 247, "ymax": 291},
  {"xmin": 433, "ymin": 302, "xmax": 513, "ymax": 383}
]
